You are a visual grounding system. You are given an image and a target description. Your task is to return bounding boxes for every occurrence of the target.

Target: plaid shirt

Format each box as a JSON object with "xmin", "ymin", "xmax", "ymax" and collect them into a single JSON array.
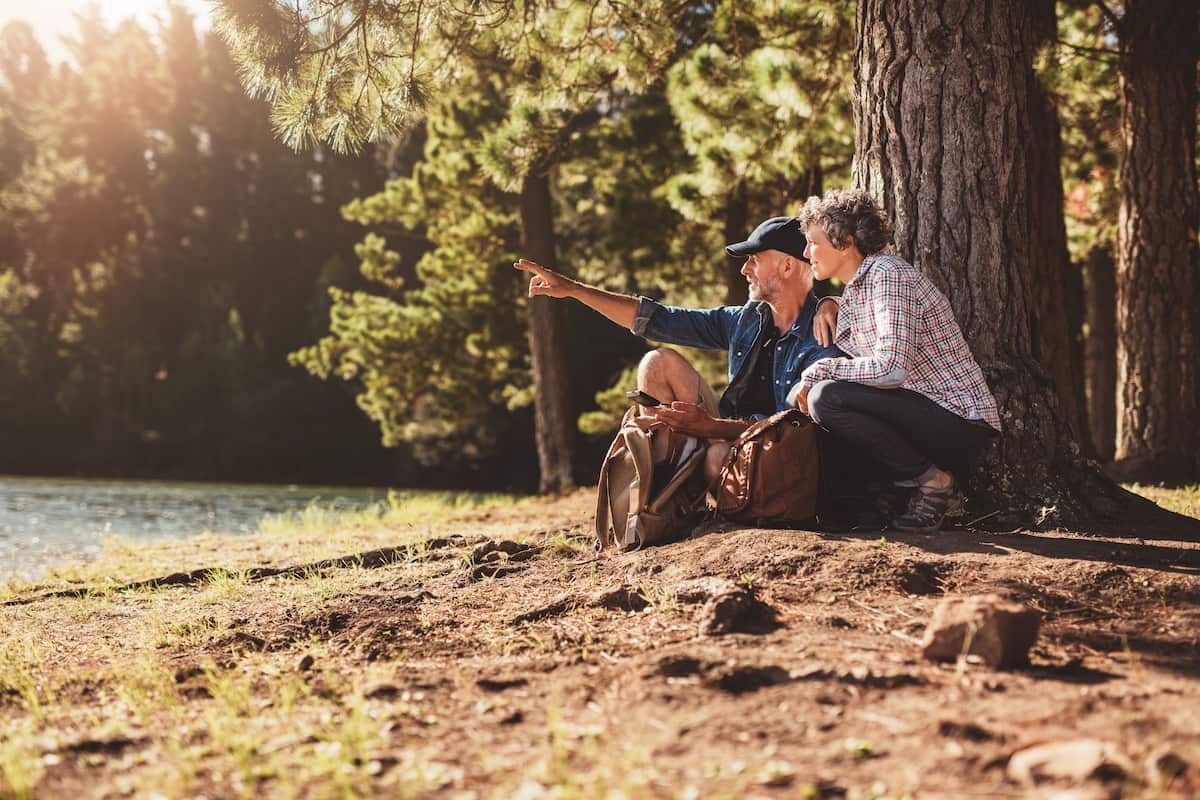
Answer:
[{"xmin": 796, "ymin": 253, "xmax": 1001, "ymax": 431}]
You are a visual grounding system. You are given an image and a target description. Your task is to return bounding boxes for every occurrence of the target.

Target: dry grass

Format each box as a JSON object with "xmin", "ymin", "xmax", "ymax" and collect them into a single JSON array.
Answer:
[
  {"xmin": 0, "ymin": 490, "xmax": 585, "ymax": 800},
  {"xmin": 1126, "ymin": 483, "xmax": 1200, "ymax": 519},
  {"xmin": 2, "ymin": 486, "xmax": 1198, "ymax": 799}
]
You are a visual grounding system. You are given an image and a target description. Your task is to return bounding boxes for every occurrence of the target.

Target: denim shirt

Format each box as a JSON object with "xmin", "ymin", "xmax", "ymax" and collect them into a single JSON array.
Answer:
[{"xmin": 631, "ymin": 293, "xmax": 845, "ymax": 418}]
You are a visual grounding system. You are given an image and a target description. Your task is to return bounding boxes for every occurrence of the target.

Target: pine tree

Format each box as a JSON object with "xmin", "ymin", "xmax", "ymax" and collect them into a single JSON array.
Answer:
[
  {"xmin": 1111, "ymin": 1, "xmax": 1199, "ymax": 482},
  {"xmin": 217, "ymin": 0, "xmax": 695, "ymax": 490},
  {"xmin": 663, "ymin": 2, "xmax": 854, "ymax": 303},
  {"xmin": 1050, "ymin": 2, "xmax": 1121, "ymax": 462}
]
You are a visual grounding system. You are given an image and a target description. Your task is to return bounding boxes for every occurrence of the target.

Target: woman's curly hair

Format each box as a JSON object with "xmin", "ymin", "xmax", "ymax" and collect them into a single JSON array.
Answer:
[{"xmin": 797, "ymin": 189, "xmax": 889, "ymax": 256}]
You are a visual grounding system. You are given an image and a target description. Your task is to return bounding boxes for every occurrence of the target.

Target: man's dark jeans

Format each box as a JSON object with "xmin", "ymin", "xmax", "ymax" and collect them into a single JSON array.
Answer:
[{"xmin": 808, "ymin": 379, "xmax": 997, "ymax": 485}]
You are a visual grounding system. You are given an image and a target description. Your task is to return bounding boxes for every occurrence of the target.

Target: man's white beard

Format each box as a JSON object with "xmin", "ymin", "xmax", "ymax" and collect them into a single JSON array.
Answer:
[{"xmin": 748, "ymin": 272, "xmax": 783, "ymax": 303}]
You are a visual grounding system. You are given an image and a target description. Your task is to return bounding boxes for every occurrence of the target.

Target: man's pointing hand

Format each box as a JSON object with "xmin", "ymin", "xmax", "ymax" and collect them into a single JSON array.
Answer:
[{"xmin": 513, "ymin": 259, "xmax": 574, "ymax": 299}]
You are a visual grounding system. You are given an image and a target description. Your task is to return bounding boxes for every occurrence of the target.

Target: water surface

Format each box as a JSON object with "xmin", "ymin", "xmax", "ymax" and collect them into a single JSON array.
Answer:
[{"xmin": 0, "ymin": 476, "xmax": 387, "ymax": 582}]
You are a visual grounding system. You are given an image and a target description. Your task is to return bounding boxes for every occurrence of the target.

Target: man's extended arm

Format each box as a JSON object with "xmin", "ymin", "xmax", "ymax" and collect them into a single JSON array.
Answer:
[{"xmin": 513, "ymin": 259, "xmax": 638, "ymax": 329}]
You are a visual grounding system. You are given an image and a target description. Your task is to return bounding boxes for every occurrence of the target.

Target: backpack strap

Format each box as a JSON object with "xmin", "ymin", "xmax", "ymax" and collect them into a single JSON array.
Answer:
[{"xmin": 617, "ymin": 419, "xmax": 656, "ymax": 549}]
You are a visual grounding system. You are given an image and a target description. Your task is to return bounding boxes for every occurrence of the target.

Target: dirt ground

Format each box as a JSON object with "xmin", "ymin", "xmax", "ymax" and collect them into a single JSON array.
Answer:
[{"xmin": 4, "ymin": 489, "xmax": 1200, "ymax": 799}]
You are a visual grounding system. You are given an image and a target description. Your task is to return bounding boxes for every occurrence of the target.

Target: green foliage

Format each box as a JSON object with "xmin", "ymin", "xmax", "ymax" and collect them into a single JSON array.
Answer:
[
  {"xmin": 215, "ymin": 0, "xmax": 687, "ymax": 155},
  {"xmin": 1045, "ymin": 3, "xmax": 1121, "ymax": 262},
  {"xmin": 283, "ymin": 0, "xmax": 858, "ymax": 452},
  {"xmin": 291, "ymin": 72, "xmax": 531, "ymax": 465},
  {"xmin": 664, "ymin": 1, "xmax": 854, "ymax": 222},
  {"xmin": 0, "ymin": 10, "xmax": 401, "ymax": 482}
]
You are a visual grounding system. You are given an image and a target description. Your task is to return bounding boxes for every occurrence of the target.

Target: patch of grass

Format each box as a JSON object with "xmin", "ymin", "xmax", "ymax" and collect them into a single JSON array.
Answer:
[
  {"xmin": 0, "ymin": 636, "xmax": 52, "ymax": 721},
  {"xmin": 1125, "ymin": 483, "xmax": 1200, "ymax": 519},
  {"xmin": 22, "ymin": 488, "xmax": 523, "ymax": 590},
  {"xmin": 116, "ymin": 656, "xmax": 180, "ymax": 722},
  {"xmin": 256, "ymin": 489, "xmax": 518, "ymax": 541},
  {"xmin": 539, "ymin": 528, "xmax": 591, "ymax": 560},
  {"xmin": 203, "ymin": 664, "xmax": 257, "ymax": 719},
  {"xmin": 200, "ymin": 568, "xmax": 250, "ymax": 603},
  {"xmin": 0, "ymin": 721, "xmax": 42, "ymax": 800},
  {"xmin": 157, "ymin": 614, "xmax": 226, "ymax": 649}
]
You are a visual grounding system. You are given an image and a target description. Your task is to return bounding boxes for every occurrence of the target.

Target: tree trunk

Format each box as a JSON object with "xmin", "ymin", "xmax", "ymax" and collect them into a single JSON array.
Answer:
[
  {"xmin": 1028, "ymin": 45, "xmax": 1091, "ymax": 455},
  {"xmin": 722, "ymin": 182, "xmax": 749, "ymax": 306},
  {"xmin": 1084, "ymin": 245, "xmax": 1117, "ymax": 463},
  {"xmin": 853, "ymin": 0, "xmax": 1116, "ymax": 523},
  {"xmin": 520, "ymin": 171, "xmax": 577, "ymax": 493},
  {"xmin": 1113, "ymin": 1, "xmax": 1200, "ymax": 483}
]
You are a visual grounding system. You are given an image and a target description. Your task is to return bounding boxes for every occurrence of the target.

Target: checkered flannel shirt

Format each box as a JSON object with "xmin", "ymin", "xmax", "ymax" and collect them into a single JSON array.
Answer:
[{"xmin": 793, "ymin": 253, "xmax": 1001, "ymax": 431}]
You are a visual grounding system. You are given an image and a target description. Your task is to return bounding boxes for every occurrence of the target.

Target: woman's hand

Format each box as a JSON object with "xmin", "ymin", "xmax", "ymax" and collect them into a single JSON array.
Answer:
[{"xmin": 814, "ymin": 298, "xmax": 840, "ymax": 347}]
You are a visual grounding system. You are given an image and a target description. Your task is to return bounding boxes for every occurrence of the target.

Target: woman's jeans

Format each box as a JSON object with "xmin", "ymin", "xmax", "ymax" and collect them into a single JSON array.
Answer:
[{"xmin": 808, "ymin": 379, "xmax": 997, "ymax": 485}]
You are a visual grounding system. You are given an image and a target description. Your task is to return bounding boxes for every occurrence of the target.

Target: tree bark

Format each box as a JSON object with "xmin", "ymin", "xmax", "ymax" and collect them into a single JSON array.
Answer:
[
  {"xmin": 1113, "ymin": 1, "xmax": 1200, "ymax": 482},
  {"xmin": 722, "ymin": 182, "xmax": 749, "ymax": 306},
  {"xmin": 853, "ymin": 0, "xmax": 1115, "ymax": 523},
  {"xmin": 1028, "ymin": 42, "xmax": 1090, "ymax": 455},
  {"xmin": 520, "ymin": 171, "xmax": 577, "ymax": 493},
  {"xmin": 1084, "ymin": 245, "xmax": 1117, "ymax": 463}
]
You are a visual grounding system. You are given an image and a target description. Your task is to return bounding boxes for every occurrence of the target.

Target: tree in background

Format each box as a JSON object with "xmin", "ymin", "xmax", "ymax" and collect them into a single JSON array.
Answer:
[
  {"xmin": 1111, "ymin": 1, "xmax": 1199, "ymax": 483},
  {"xmin": 663, "ymin": 2, "xmax": 854, "ymax": 305},
  {"xmin": 290, "ymin": 72, "xmax": 533, "ymax": 473},
  {"xmin": 1028, "ymin": 6, "xmax": 1089, "ymax": 454},
  {"xmin": 1051, "ymin": 1, "xmax": 1121, "ymax": 464},
  {"xmin": 0, "ymin": 9, "xmax": 400, "ymax": 483},
  {"xmin": 218, "ymin": 0, "xmax": 691, "ymax": 492},
  {"xmin": 289, "ymin": 64, "xmax": 693, "ymax": 488}
]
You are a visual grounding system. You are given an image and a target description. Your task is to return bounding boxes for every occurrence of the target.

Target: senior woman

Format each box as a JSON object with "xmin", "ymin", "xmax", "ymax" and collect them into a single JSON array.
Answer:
[{"xmin": 791, "ymin": 189, "xmax": 1000, "ymax": 533}]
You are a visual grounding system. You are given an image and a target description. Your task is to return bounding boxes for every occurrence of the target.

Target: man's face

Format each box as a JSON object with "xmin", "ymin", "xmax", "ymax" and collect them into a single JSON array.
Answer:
[{"xmin": 741, "ymin": 249, "xmax": 787, "ymax": 302}]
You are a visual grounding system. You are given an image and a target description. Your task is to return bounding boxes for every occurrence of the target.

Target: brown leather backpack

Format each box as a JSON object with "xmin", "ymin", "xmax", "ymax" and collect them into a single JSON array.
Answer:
[{"xmin": 708, "ymin": 408, "xmax": 819, "ymax": 524}]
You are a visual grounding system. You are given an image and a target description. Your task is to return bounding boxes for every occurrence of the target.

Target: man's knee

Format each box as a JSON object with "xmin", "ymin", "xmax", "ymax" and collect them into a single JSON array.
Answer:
[
  {"xmin": 807, "ymin": 379, "xmax": 847, "ymax": 425},
  {"xmin": 638, "ymin": 348, "xmax": 697, "ymax": 403},
  {"xmin": 638, "ymin": 347, "xmax": 691, "ymax": 377}
]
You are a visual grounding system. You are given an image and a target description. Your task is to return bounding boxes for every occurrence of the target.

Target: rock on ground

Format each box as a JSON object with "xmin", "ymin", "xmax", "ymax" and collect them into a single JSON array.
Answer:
[{"xmin": 920, "ymin": 593, "xmax": 1041, "ymax": 667}]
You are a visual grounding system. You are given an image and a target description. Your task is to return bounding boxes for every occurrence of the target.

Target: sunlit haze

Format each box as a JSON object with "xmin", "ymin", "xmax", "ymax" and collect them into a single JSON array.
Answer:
[{"xmin": 0, "ymin": 0, "xmax": 213, "ymax": 61}]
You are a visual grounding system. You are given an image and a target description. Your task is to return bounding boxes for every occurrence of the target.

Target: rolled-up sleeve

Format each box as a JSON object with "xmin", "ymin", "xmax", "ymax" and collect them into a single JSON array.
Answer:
[{"xmin": 630, "ymin": 297, "xmax": 658, "ymax": 337}]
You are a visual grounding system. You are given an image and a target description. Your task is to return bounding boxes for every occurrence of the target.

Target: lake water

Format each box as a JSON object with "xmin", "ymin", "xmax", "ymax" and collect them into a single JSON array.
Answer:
[{"xmin": 0, "ymin": 476, "xmax": 388, "ymax": 583}]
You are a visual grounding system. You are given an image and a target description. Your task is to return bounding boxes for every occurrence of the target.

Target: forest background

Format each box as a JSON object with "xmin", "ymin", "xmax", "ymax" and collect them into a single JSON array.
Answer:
[{"xmin": 0, "ymin": 0, "xmax": 1195, "ymax": 500}]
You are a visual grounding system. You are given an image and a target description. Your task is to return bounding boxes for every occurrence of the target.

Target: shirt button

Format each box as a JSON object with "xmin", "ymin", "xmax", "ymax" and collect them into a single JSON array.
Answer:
[{"xmin": 736, "ymin": 351, "xmax": 742, "ymax": 357}]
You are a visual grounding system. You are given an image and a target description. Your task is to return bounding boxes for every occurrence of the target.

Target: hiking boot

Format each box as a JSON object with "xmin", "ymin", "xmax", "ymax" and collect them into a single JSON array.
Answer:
[{"xmin": 891, "ymin": 477, "xmax": 961, "ymax": 534}]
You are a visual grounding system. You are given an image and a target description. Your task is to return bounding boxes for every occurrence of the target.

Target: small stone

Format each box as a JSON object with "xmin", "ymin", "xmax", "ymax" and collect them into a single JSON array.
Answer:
[
  {"xmin": 1006, "ymin": 738, "xmax": 1133, "ymax": 787},
  {"xmin": 1145, "ymin": 747, "xmax": 1190, "ymax": 787},
  {"xmin": 471, "ymin": 539, "xmax": 529, "ymax": 563},
  {"xmin": 695, "ymin": 585, "xmax": 780, "ymax": 636},
  {"xmin": 477, "ymin": 676, "xmax": 529, "ymax": 692},
  {"xmin": 296, "ymin": 653, "xmax": 315, "ymax": 672},
  {"xmin": 921, "ymin": 594, "xmax": 1041, "ymax": 667},
  {"xmin": 364, "ymin": 682, "xmax": 400, "ymax": 699}
]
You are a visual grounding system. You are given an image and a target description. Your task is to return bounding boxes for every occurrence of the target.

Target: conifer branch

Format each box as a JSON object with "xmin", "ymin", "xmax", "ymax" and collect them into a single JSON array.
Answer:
[{"xmin": 1056, "ymin": 38, "xmax": 1118, "ymax": 61}]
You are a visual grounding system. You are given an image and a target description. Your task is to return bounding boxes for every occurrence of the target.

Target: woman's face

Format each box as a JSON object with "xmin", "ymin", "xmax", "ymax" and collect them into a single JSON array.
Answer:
[{"xmin": 804, "ymin": 226, "xmax": 861, "ymax": 283}]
